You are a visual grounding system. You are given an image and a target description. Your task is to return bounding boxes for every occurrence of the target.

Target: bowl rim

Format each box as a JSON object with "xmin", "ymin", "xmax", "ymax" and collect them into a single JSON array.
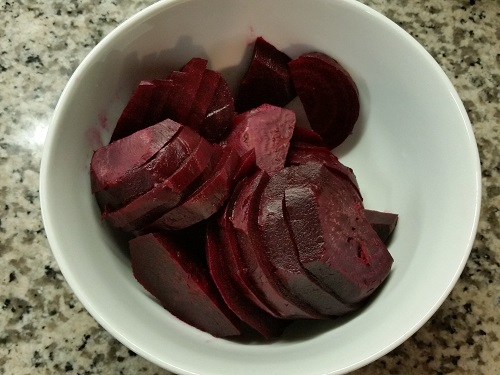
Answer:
[{"xmin": 40, "ymin": 0, "xmax": 482, "ymax": 373}]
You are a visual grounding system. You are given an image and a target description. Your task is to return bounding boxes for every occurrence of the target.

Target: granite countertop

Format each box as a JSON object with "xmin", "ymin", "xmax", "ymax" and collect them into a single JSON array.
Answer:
[{"xmin": 1, "ymin": 0, "xmax": 498, "ymax": 373}]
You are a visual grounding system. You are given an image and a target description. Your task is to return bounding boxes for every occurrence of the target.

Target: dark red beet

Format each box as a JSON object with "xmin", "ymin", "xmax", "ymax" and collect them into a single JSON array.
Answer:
[
  {"xmin": 235, "ymin": 36, "xmax": 296, "ymax": 113},
  {"xmin": 206, "ymin": 220, "xmax": 288, "ymax": 339},
  {"xmin": 230, "ymin": 171, "xmax": 324, "ymax": 319},
  {"xmin": 185, "ymin": 69, "xmax": 221, "ymax": 131},
  {"xmin": 179, "ymin": 58, "xmax": 210, "ymax": 126},
  {"xmin": 290, "ymin": 127, "xmax": 326, "ymax": 147},
  {"xmin": 95, "ymin": 124, "xmax": 199, "ymax": 211},
  {"xmin": 149, "ymin": 146, "xmax": 240, "ymax": 230},
  {"xmin": 258, "ymin": 168, "xmax": 360, "ymax": 316},
  {"xmin": 217, "ymin": 181, "xmax": 281, "ymax": 318},
  {"xmin": 286, "ymin": 144, "xmax": 361, "ymax": 199},
  {"xmin": 129, "ymin": 232, "xmax": 241, "ymax": 337},
  {"xmin": 364, "ymin": 209, "xmax": 399, "ymax": 244},
  {"xmin": 283, "ymin": 164, "xmax": 393, "ymax": 304},
  {"xmin": 103, "ymin": 137, "xmax": 214, "ymax": 232},
  {"xmin": 198, "ymin": 74, "xmax": 235, "ymax": 143},
  {"xmin": 226, "ymin": 104, "xmax": 295, "ymax": 175},
  {"xmin": 110, "ymin": 81, "xmax": 156, "ymax": 142},
  {"xmin": 289, "ymin": 52, "xmax": 360, "ymax": 149},
  {"xmin": 165, "ymin": 71, "xmax": 196, "ymax": 125},
  {"xmin": 91, "ymin": 120, "xmax": 181, "ymax": 194},
  {"xmin": 143, "ymin": 78, "xmax": 176, "ymax": 128},
  {"xmin": 233, "ymin": 149, "xmax": 257, "ymax": 182}
]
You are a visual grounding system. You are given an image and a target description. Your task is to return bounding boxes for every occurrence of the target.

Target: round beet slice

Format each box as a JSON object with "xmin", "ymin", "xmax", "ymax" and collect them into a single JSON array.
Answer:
[
  {"xmin": 288, "ymin": 52, "xmax": 360, "ymax": 149},
  {"xmin": 206, "ymin": 220, "xmax": 288, "ymax": 339},
  {"xmin": 130, "ymin": 232, "xmax": 241, "ymax": 338}
]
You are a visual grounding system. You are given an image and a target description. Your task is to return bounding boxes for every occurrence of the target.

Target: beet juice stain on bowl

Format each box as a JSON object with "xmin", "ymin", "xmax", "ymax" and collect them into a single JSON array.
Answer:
[
  {"xmin": 89, "ymin": 36, "xmax": 397, "ymax": 340},
  {"xmin": 40, "ymin": 0, "xmax": 480, "ymax": 374}
]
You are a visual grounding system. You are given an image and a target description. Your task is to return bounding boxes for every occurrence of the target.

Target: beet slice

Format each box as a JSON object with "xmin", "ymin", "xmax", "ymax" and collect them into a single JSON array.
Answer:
[
  {"xmin": 226, "ymin": 104, "xmax": 295, "ymax": 175},
  {"xmin": 206, "ymin": 220, "xmax": 288, "ymax": 339},
  {"xmin": 233, "ymin": 149, "xmax": 257, "ymax": 182},
  {"xmin": 149, "ymin": 146, "xmax": 240, "ymax": 230},
  {"xmin": 129, "ymin": 232, "xmax": 241, "ymax": 337},
  {"xmin": 95, "ymin": 124, "xmax": 199, "ymax": 211},
  {"xmin": 288, "ymin": 52, "xmax": 360, "ymax": 149},
  {"xmin": 198, "ymin": 74, "xmax": 235, "ymax": 143},
  {"xmin": 283, "ymin": 164, "xmax": 393, "ymax": 304},
  {"xmin": 143, "ymin": 78, "xmax": 177, "ymax": 129},
  {"xmin": 290, "ymin": 127, "xmax": 326, "ymax": 147},
  {"xmin": 103, "ymin": 137, "xmax": 214, "ymax": 232},
  {"xmin": 91, "ymin": 120, "xmax": 181, "ymax": 194},
  {"xmin": 181, "ymin": 57, "xmax": 208, "ymax": 76},
  {"xmin": 258, "ymin": 168, "xmax": 360, "ymax": 316},
  {"xmin": 110, "ymin": 81, "xmax": 156, "ymax": 142},
  {"xmin": 364, "ymin": 209, "xmax": 399, "ymax": 244},
  {"xmin": 216, "ymin": 180, "xmax": 282, "ymax": 318},
  {"xmin": 185, "ymin": 69, "xmax": 221, "ymax": 131},
  {"xmin": 230, "ymin": 171, "xmax": 324, "ymax": 319},
  {"xmin": 164, "ymin": 63, "xmax": 209, "ymax": 127},
  {"xmin": 235, "ymin": 36, "xmax": 296, "ymax": 113},
  {"xmin": 286, "ymin": 144, "xmax": 361, "ymax": 199}
]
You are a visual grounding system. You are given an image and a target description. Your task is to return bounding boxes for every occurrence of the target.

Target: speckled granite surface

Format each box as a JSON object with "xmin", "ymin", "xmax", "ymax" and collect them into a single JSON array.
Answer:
[{"xmin": 1, "ymin": 0, "xmax": 498, "ymax": 373}]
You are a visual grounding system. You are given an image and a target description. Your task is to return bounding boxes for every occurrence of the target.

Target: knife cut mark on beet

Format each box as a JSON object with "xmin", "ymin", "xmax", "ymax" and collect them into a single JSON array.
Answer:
[
  {"xmin": 129, "ymin": 232, "xmax": 241, "ymax": 338},
  {"xmin": 289, "ymin": 52, "xmax": 360, "ymax": 149},
  {"xmin": 235, "ymin": 36, "xmax": 296, "ymax": 113},
  {"xmin": 198, "ymin": 73, "xmax": 235, "ymax": 143}
]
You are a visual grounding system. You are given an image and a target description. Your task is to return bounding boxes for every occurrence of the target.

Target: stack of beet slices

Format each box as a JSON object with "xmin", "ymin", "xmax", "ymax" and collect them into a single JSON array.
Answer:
[{"xmin": 90, "ymin": 37, "xmax": 398, "ymax": 339}]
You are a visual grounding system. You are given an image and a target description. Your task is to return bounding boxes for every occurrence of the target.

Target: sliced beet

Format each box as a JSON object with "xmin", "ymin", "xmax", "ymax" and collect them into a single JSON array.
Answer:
[
  {"xmin": 290, "ymin": 127, "xmax": 326, "ymax": 147},
  {"xmin": 206, "ymin": 220, "xmax": 288, "ymax": 339},
  {"xmin": 233, "ymin": 149, "xmax": 257, "ymax": 182},
  {"xmin": 283, "ymin": 164, "xmax": 393, "ymax": 304},
  {"xmin": 143, "ymin": 78, "xmax": 177, "ymax": 128},
  {"xmin": 230, "ymin": 171, "xmax": 324, "ymax": 319},
  {"xmin": 288, "ymin": 52, "xmax": 360, "ymax": 149},
  {"xmin": 103, "ymin": 137, "xmax": 214, "ymax": 232},
  {"xmin": 110, "ymin": 81, "xmax": 156, "ymax": 142},
  {"xmin": 198, "ymin": 74, "xmax": 235, "ymax": 143},
  {"xmin": 217, "ymin": 181, "xmax": 282, "ymax": 318},
  {"xmin": 91, "ymin": 120, "xmax": 181, "ymax": 194},
  {"xmin": 286, "ymin": 144, "xmax": 361, "ymax": 199},
  {"xmin": 258, "ymin": 168, "xmax": 360, "ymax": 316},
  {"xmin": 149, "ymin": 146, "xmax": 240, "ymax": 230},
  {"xmin": 185, "ymin": 69, "xmax": 221, "ymax": 131},
  {"xmin": 364, "ymin": 209, "xmax": 399, "ymax": 244},
  {"xmin": 226, "ymin": 104, "xmax": 295, "ymax": 175},
  {"xmin": 95, "ymin": 124, "xmax": 199, "ymax": 210},
  {"xmin": 235, "ymin": 36, "xmax": 296, "ymax": 113},
  {"xmin": 181, "ymin": 57, "xmax": 209, "ymax": 75},
  {"xmin": 129, "ymin": 232, "xmax": 241, "ymax": 337}
]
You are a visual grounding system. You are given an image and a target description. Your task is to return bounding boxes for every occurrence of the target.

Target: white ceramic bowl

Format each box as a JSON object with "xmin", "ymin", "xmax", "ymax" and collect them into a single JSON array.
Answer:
[{"xmin": 40, "ymin": 0, "xmax": 481, "ymax": 374}]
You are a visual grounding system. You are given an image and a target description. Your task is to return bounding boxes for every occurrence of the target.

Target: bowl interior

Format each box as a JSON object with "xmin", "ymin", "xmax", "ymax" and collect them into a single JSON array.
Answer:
[{"xmin": 40, "ymin": 0, "xmax": 481, "ymax": 374}]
